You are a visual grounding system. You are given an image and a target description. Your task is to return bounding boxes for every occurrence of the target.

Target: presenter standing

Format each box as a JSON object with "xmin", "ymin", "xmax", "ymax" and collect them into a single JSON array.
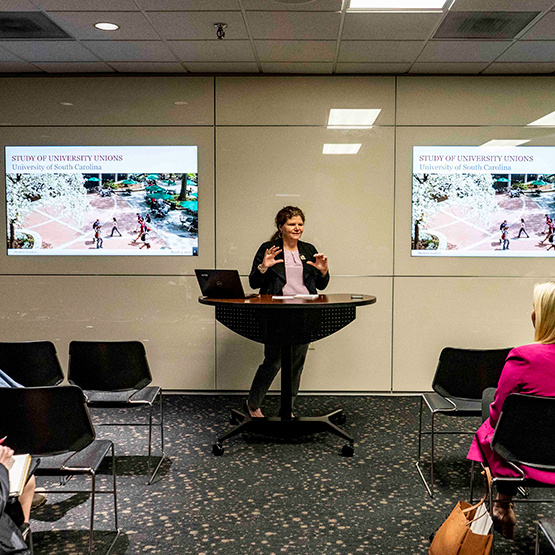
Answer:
[{"xmin": 245, "ymin": 206, "xmax": 330, "ymax": 418}]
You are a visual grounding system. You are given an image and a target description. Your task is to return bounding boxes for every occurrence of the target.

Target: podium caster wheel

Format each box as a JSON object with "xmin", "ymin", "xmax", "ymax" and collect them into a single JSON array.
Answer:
[
  {"xmin": 341, "ymin": 444, "xmax": 354, "ymax": 457},
  {"xmin": 212, "ymin": 443, "xmax": 224, "ymax": 456}
]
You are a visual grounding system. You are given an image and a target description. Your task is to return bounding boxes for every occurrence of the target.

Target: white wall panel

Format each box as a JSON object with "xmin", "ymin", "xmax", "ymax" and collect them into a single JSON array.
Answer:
[
  {"xmin": 392, "ymin": 276, "xmax": 538, "ymax": 391},
  {"xmin": 215, "ymin": 76, "xmax": 395, "ymax": 126},
  {"xmin": 0, "ymin": 76, "xmax": 213, "ymax": 126},
  {"xmin": 0, "ymin": 275, "xmax": 215, "ymax": 389},
  {"xmin": 215, "ymin": 126, "xmax": 394, "ymax": 277}
]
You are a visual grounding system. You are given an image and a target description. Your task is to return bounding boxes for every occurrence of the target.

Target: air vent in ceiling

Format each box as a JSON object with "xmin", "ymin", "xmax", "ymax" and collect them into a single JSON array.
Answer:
[
  {"xmin": 434, "ymin": 11, "xmax": 539, "ymax": 40},
  {"xmin": 0, "ymin": 12, "xmax": 71, "ymax": 40}
]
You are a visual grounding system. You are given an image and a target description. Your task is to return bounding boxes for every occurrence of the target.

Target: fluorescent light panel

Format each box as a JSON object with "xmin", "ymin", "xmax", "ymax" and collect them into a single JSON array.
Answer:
[
  {"xmin": 480, "ymin": 139, "xmax": 530, "ymax": 148},
  {"xmin": 323, "ymin": 144, "xmax": 362, "ymax": 154},
  {"xmin": 348, "ymin": 0, "xmax": 447, "ymax": 9},
  {"xmin": 327, "ymin": 108, "xmax": 381, "ymax": 129},
  {"xmin": 528, "ymin": 110, "xmax": 555, "ymax": 126}
]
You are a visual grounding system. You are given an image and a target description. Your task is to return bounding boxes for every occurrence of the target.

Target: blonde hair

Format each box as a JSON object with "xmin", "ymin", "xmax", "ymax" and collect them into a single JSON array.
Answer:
[{"xmin": 533, "ymin": 281, "xmax": 555, "ymax": 344}]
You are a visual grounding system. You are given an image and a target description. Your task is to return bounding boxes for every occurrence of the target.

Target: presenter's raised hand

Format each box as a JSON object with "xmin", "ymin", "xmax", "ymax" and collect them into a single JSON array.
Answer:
[
  {"xmin": 307, "ymin": 253, "xmax": 328, "ymax": 276},
  {"xmin": 260, "ymin": 245, "xmax": 283, "ymax": 272}
]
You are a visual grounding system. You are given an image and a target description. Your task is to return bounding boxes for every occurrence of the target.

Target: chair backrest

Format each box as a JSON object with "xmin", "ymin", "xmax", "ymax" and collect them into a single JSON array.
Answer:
[
  {"xmin": 0, "ymin": 341, "xmax": 64, "ymax": 386},
  {"xmin": 68, "ymin": 340, "xmax": 152, "ymax": 391},
  {"xmin": 0, "ymin": 386, "xmax": 94, "ymax": 456},
  {"xmin": 492, "ymin": 393, "xmax": 555, "ymax": 471},
  {"xmin": 432, "ymin": 347, "xmax": 512, "ymax": 401}
]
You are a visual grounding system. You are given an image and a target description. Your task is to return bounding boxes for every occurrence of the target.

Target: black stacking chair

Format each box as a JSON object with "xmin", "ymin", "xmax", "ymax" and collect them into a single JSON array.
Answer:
[
  {"xmin": 416, "ymin": 346, "xmax": 512, "ymax": 497},
  {"xmin": 68, "ymin": 341, "xmax": 165, "ymax": 484},
  {"xmin": 473, "ymin": 394, "xmax": 555, "ymax": 545},
  {"xmin": 0, "ymin": 341, "xmax": 64, "ymax": 386},
  {"xmin": 0, "ymin": 386, "xmax": 120, "ymax": 554},
  {"xmin": 536, "ymin": 517, "xmax": 555, "ymax": 554}
]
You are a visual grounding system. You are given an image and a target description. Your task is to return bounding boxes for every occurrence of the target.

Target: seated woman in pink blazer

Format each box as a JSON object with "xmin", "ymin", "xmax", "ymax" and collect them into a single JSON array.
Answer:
[{"xmin": 468, "ymin": 281, "xmax": 555, "ymax": 539}]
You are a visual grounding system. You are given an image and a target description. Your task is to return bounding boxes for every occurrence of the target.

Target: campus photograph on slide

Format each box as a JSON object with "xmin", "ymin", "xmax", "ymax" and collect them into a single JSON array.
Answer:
[
  {"xmin": 5, "ymin": 145, "xmax": 198, "ymax": 256},
  {"xmin": 412, "ymin": 146, "xmax": 555, "ymax": 257}
]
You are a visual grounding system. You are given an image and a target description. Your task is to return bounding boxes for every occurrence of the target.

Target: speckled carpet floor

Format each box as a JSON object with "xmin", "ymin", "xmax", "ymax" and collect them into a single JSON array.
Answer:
[{"xmin": 28, "ymin": 395, "xmax": 554, "ymax": 554}]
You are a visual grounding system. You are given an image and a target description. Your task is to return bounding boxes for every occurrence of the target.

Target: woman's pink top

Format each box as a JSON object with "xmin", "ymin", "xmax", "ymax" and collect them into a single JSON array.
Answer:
[
  {"xmin": 282, "ymin": 250, "xmax": 309, "ymax": 296},
  {"xmin": 467, "ymin": 342, "xmax": 555, "ymax": 483}
]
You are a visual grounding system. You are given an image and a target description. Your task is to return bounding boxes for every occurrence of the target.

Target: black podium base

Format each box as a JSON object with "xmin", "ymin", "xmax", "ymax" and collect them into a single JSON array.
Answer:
[{"xmin": 212, "ymin": 408, "xmax": 354, "ymax": 457}]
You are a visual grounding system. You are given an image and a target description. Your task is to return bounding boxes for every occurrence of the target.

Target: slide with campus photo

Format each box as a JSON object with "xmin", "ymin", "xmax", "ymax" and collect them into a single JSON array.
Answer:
[
  {"xmin": 412, "ymin": 146, "xmax": 555, "ymax": 257},
  {"xmin": 5, "ymin": 145, "xmax": 198, "ymax": 256}
]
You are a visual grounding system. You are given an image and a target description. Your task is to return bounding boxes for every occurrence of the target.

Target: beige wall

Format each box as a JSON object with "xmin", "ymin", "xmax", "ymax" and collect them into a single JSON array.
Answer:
[{"xmin": 0, "ymin": 74, "xmax": 552, "ymax": 392}]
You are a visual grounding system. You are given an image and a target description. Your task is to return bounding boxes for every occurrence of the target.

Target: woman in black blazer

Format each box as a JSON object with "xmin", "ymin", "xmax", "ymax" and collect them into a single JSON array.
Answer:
[{"xmin": 246, "ymin": 206, "xmax": 330, "ymax": 418}]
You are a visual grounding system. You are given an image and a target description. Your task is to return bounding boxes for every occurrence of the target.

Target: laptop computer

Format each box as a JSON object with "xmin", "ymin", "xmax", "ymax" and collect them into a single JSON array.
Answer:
[{"xmin": 195, "ymin": 269, "xmax": 247, "ymax": 299}]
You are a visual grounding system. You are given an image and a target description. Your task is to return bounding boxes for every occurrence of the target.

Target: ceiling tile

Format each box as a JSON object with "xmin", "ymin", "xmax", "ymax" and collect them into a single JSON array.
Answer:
[
  {"xmin": 170, "ymin": 40, "xmax": 255, "ymax": 62},
  {"xmin": 335, "ymin": 62, "xmax": 410, "ymax": 73},
  {"xmin": 496, "ymin": 41, "xmax": 555, "ymax": 62},
  {"xmin": 148, "ymin": 11, "xmax": 247, "ymax": 40},
  {"xmin": 520, "ymin": 12, "xmax": 555, "ymax": 40},
  {"xmin": 338, "ymin": 41, "xmax": 425, "ymax": 63},
  {"xmin": 81, "ymin": 40, "xmax": 177, "ymax": 61},
  {"xmin": 47, "ymin": 12, "xmax": 159, "ymax": 40},
  {"xmin": 418, "ymin": 40, "xmax": 509, "ymax": 62},
  {"xmin": 482, "ymin": 62, "xmax": 555, "ymax": 73},
  {"xmin": 255, "ymin": 40, "xmax": 336, "ymax": 62},
  {"xmin": 261, "ymin": 61, "xmax": 333, "ymax": 73},
  {"xmin": 409, "ymin": 62, "xmax": 488, "ymax": 73},
  {"xmin": 450, "ymin": 0, "xmax": 554, "ymax": 11},
  {"xmin": 109, "ymin": 61, "xmax": 186, "ymax": 72},
  {"xmin": 0, "ymin": 0, "xmax": 38, "ymax": 10},
  {"xmin": 137, "ymin": 0, "xmax": 240, "ymax": 9},
  {"xmin": 0, "ymin": 46, "xmax": 22, "ymax": 61},
  {"xmin": 0, "ymin": 40, "xmax": 100, "ymax": 61},
  {"xmin": 34, "ymin": 61, "xmax": 114, "ymax": 72},
  {"xmin": 342, "ymin": 13, "xmax": 442, "ymax": 41},
  {"xmin": 0, "ymin": 61, "xmax": 41, "ymax": 71},
  {"xmin": 35, "ymin": 0, "xmax": 139, "ymax": 10},
  {"xmin": 243, "ymin": 0, "xmax": 341, "ymax": 10},
  {"xmin": 185, "ymin": 61, "xmax": 259, "ymax": 72},
  {"xmin": 247, "ymin": 12, "xmax": 340, "ymax": 40}
]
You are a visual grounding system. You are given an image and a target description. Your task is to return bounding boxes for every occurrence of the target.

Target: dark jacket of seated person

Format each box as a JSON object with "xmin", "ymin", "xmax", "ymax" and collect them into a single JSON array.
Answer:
[
  {"xmin": 249, "ymin": 239, "xmax": 330, "ymax": 295},
  {"xmin": 0, "ymin": 458, "xmax": 31, "ymax": 555}
]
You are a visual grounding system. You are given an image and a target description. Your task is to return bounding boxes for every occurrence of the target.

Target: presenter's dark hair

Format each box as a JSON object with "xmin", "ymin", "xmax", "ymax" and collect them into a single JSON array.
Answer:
[{"xmin": 270, "ymin": 206, "xmax": 305, "ymax": 241}]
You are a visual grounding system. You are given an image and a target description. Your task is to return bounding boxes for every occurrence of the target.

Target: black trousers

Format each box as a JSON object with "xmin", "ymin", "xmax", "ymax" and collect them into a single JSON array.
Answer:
[{"xmin": 247, "ymin": 343, "xmax": 309, "ymax": 411}]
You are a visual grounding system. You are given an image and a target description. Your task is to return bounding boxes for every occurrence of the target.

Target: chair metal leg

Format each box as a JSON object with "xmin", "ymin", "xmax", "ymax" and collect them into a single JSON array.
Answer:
[
  {"xmin": 470, "ymin": 460, "xmax": 476, "ymax": 503},
  {"xmin": 417, "ymin": 396, "xmax": 423, "ymax": 461},
  {"xmin": 89, "ymin": 473, "xmax": 96, "ymax": 553},
  {"xmin": 536, "ymin": 522, "xmax": 540, "ymax": 555},
  {"xmin": 430, "ymin": 411, "xmax": 435, "ymax": 495},
  {"xmin": 147, "ymin": 391, "xmax": 166, "ymax": 485},
  {"xmin": 415, "ymin": 396, "xmax": 434, "ymax": 497},
  {"xmin": 147, "ymin": 402, "xmax": 153, "ymax": 478},
  {"xmin": 112, "ymin": 443, "xmax": 118, "ymax": 531}
]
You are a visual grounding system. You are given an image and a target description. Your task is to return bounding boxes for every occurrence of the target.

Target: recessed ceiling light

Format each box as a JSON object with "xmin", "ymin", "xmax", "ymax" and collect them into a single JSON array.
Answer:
[
  {"xmin": 323, "ymin": 144, "xmax": 362, "ymax": 155},
  {"xmin": 94, "ymin": 22, "xmax": 119, "ymax": 31},
  {"xmin": 174, "ymin": 101, "xmax": 188, "ymax": 105},
  {"xmin": 348, "ymin": 0, "xmax": 447, "ymax": 9},
  {"xmin": 480, "ymin": 140, "xmax": 530, "ymax": 148},
  {"xmin": 327, "ymin": 109, "xmax": 381, "ymax": 129},
  {"xmin": 60, "ymin": 102, "xmax": 73, "ymax": 106},
  {"xmin": 528, "ymin": 111, "xmax": 555, "ymax": 126}
]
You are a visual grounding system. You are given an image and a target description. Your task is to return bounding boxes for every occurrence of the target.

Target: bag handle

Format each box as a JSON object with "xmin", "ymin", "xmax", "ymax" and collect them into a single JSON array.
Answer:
[{"xmin": 462, "ymin": 468, "xmax": 493, "ymax": 522}]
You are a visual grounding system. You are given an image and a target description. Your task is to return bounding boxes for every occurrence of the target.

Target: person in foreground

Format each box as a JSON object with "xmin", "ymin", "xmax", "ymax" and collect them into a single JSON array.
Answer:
[
  {"xmin": 246, "ymin": 206, "xmax": 330, "ymax": 418},
  {"xmin": 0, "ymin": 444, "xmax": 33, "ymax": 554},
  {"xmin": 467, "ymin": 281, "xmax": 555, "ymax": 540}
]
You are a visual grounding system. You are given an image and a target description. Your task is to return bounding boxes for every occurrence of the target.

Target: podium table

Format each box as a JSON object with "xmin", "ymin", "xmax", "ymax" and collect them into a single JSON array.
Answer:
[{"xmin": 199, "ymin": 293, "xmax": 376, "ymax": 456}]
